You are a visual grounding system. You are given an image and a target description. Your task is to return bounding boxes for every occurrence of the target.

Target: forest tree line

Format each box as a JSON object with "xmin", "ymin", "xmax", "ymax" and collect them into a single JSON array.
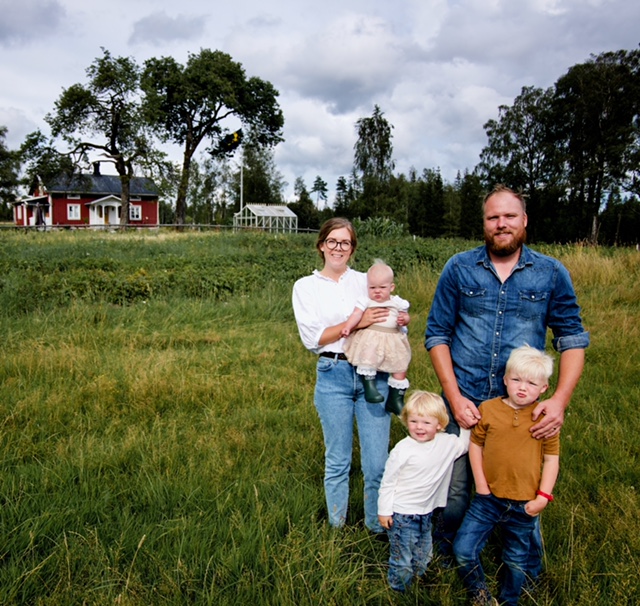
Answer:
[{"xmin": 1, "ymin": 47, "xmax": 638, "ymax": 245}]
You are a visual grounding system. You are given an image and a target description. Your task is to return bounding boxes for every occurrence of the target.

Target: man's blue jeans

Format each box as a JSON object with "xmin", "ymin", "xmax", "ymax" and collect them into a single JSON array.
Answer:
[
  {"xmin": 387, "ymin": 513, "xmax": 433, "ymax": 591},
  {"xmin": 314, "ymin": 356, "xmax": 390, "ymax": 532},
  {"xmin": 433, "ymin": 398, "xmax": 472, "ymax": 555},
  {"xmin": 453, "ymin": 493, "xmax": 538, "ymax": 606}
]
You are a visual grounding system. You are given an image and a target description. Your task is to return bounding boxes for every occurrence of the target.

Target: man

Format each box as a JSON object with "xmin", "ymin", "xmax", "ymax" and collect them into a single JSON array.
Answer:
[{"xmin": 424, "ymin": 185, "xmax": 589, "ymax": 573}]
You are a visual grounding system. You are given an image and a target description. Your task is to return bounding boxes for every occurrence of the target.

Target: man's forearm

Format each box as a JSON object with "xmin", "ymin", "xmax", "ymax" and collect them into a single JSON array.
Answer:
[
  {"xmin": 428, "ymin": 344, "xmax": 461, "ymax": 401},
  {"xmin": 554, "ymin": 348, "xmax": 585, "ymax": 408}
]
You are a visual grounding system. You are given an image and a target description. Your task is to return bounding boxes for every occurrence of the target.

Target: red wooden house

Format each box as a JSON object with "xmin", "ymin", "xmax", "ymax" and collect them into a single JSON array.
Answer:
[{"xmin": 14, "ymin": 163, "xmax": 160, "ymax": 228}]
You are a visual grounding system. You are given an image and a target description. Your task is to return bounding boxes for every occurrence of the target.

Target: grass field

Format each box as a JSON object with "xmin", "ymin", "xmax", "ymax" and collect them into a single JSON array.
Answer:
[{"xmin": 0, "ymin": 230, "xmax": 638, "ymax": 605}]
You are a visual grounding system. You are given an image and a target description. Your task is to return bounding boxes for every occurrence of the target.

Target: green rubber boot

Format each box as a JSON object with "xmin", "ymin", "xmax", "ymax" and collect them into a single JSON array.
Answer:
[
  {"xmin": 362, "ymin": 377, "xmax": 384, "ymax": 403},
  {"xmin": 385, "ymin": 386, "xmax": 406, "ymax": 415}
]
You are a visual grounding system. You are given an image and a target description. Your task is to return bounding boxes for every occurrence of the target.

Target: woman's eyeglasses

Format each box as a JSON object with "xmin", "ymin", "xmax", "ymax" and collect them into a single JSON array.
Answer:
[{"xmin": 324, "ymin": 238, "xmax": 352, "ymax": 251}]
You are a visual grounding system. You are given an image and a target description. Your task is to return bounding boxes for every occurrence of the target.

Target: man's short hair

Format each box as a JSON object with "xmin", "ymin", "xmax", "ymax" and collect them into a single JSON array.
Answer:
[{"xmin": 483, "ymin": 184, "xmax": 527, "ymax": 214}]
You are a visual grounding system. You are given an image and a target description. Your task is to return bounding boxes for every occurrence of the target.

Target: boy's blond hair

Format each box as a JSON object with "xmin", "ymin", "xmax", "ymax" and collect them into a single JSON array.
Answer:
[
  {"xmin": 400, "ymin": 391, "xmax": 449, "ymax": 431},
  {"xmin": 505, "ymin": 345, "xmax": 554, "ymax": 383}
]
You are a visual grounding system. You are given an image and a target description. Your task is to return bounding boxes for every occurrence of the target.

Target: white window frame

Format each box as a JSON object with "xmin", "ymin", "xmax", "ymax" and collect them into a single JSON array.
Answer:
[
  {"xmin": 129, "ymin": 204, "xmax": 142, "ymax": 221},
  {"xmin": 67, "ymin": 204, "xmax": 81, "ymax": 221}
]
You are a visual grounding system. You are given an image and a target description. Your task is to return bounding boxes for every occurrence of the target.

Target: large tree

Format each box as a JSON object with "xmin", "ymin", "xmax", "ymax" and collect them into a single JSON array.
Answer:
[
  {"xmin": 352, "ymin": 105, "xmax": 396, "ymax": 219},
  {"xmin": 141, "ymin": 49, "xmax": 284, "ymax": 225},
  {"xmin": 554, "ymin": 49, "xmax": 640, "ymax": 242},
  {"xmin": 478, "ymin": 86, "xmax": 564, "ymax": 242},
  {"xmin": 477, "ymin": 49, "xmax": 640, "ymax": 243},
  {"xmin": 46, "ymin": 49, "xmax": 157, "ymax": 226},
  {"xmin": 354, "ymin": 105, "xmax": 395, "ymax": 183}
]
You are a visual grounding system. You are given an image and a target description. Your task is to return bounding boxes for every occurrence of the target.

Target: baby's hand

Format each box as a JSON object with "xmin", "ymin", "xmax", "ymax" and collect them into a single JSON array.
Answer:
[{"xmin": 341, "ymin": 328, "xmax": 351, "ymax": 337}]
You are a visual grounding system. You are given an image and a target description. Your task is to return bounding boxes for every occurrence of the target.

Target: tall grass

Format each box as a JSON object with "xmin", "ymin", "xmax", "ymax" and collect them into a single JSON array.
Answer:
[{"xmin": 0, "ymin": 230, "xmax": 638, "ymax": 604}]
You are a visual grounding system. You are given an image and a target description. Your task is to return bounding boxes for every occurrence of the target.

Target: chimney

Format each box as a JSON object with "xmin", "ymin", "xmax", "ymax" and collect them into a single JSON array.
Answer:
[{"xmin": 93, "ymin": 162, "xmax": 101, "ymax": 176}]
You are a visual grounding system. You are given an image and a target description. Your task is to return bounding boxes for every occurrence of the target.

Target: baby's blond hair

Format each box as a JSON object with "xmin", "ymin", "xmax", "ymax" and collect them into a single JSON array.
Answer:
[
  {"xmin": 400, "ymin": 391, "xmax": 449, "ymax": 431},
  {"xmin": 367, "ymin": 259, "xmax": 394, "ymax": 283}
]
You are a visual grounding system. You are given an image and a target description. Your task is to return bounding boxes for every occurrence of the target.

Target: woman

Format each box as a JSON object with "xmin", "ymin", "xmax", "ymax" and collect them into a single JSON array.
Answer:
[{"xmin": 292, "ymin": 218, "xmax": 408, "ymax": 533}]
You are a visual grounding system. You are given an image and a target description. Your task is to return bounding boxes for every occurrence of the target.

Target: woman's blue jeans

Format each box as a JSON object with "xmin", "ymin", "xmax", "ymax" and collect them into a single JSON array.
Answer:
[
  {"xmin": 314, "ymin": 356, "xmax": 390, "ymax": 532},
  {"xmin": 453, "ymin": 493, "xmax": 538, "ymax": 606},
  {"xmin": 387, "ymin": 513, "xmax": 433, "ymax": 591}
]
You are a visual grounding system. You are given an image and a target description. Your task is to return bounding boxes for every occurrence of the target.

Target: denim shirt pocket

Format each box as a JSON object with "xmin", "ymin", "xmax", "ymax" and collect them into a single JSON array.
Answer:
[
  {"xmin": 517, "ymin": 290, "xmax": 549, "ymax": 320},
  {"xmin": 459, "ymin": 286, "xmax": 487, "ymax": 318}
]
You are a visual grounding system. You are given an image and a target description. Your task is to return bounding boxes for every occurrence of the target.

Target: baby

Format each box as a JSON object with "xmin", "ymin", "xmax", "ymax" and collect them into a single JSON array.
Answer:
[{"xmin": 342, "ymin": 260, "xmax": 411, "ymax": 414}]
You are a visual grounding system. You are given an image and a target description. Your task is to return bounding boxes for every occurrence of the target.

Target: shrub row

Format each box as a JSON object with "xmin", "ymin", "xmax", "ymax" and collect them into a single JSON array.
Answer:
[{"xmin": 0, "ymin": 231, "xmax": 474, "ymax": 315}]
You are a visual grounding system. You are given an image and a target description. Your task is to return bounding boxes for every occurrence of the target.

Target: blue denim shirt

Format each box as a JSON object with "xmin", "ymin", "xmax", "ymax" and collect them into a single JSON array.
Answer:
[{"xmin": 425, "ymin": 245, "xmax": 590, "ymax": 406}]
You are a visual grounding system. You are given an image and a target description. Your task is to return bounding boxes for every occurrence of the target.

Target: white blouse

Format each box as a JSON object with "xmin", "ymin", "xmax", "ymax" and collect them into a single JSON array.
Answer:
[{"xmin": 292, "ymin": 267, "xmax": 367, "ymax": 354}]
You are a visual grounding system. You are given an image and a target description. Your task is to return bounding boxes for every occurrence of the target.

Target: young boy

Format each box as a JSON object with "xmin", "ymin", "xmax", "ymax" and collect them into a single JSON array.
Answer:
[
  {"xmin": 453, "ymin": 345, "xmax": 559, "ymax": 606},
  {"xmin": 377, "ymin": 391, "xmax": 470, "ymax": 592}
]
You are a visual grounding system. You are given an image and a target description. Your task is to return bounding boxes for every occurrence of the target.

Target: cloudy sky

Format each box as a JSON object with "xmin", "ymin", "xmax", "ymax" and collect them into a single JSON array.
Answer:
[{"xmin": 1, "ymin": 0, "xmax": 638, "ymax": 203}]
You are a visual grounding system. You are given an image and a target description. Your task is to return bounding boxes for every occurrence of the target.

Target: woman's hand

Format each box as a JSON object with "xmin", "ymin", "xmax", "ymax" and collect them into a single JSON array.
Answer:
[{"xmin": 358, "ymin": 306, "xmax": 390, "ymax": 328}]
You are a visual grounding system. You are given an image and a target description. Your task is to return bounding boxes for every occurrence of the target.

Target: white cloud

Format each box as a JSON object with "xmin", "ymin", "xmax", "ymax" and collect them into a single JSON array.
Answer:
[
  {"xmin": 129, "ymin": 11, "xmax": 208, "ymax": 46},
  {"xmin": 0, "ymin": 107, "xmax": 39, "ymax": 148},
  {"xmin": 1, "ymin": 0, "xmax": 639, "ymax": 202},
  {"xmin": 0, "ymin": 0, "xmax": 65, "ymax": 46}
]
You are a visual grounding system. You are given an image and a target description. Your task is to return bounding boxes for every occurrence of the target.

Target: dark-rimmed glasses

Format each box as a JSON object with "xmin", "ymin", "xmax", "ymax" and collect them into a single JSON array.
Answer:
[{"xmin": 324, "ymin": 238, "xmax": 353, "ymax": 251}]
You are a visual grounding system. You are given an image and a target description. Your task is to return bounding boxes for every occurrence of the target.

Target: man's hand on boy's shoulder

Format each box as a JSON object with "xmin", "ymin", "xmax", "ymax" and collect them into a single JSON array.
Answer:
[{"xmin": 530, "ymin": 395, "xmax": 565, "ymax": 440}]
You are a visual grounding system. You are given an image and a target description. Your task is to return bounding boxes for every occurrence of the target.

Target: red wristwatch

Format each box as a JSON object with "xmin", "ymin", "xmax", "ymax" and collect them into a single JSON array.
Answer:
[{"xmin": 536, "ymin": 490, "xmax": 554, "ymax": 502}]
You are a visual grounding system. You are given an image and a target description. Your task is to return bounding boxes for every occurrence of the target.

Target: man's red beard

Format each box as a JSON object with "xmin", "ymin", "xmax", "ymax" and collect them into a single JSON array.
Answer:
[{"xmin": 485, "ymin": 228, "xmax": 527, "ymax": 256}]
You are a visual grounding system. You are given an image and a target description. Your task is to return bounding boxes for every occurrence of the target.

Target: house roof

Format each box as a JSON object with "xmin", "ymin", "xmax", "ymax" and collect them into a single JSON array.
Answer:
[
  {"xmin": 45, "ymin": 173, "xmax": 159, "ymax": 197},
  {"xmin": 14, "ymin": 195, "xmax": 49, "ymax": 206},
  {"xmin": 237, "ymin": 204, "xmax": 297, "ymax": 218}
]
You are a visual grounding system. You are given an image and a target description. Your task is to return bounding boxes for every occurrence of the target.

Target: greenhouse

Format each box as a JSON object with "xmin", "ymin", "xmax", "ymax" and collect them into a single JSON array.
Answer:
[{"xmin": 233, "ymin": 204, "xmax": 298, "ymax": 233}]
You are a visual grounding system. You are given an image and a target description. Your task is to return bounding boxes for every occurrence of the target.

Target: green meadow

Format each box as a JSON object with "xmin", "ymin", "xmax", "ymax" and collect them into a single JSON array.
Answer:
[{"xmin": 0, "ymin": 229, "xmax": 638, "ymax": 605}]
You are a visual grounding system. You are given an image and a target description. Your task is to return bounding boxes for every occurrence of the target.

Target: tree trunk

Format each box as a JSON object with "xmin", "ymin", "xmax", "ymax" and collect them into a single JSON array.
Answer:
[
  {"xmin": 175, "ymin": 135, "xmax": 198, "ymax": 226},
  {"xmin": 115, "ymin": 156, "xmax": 131, "ymax": 228}
]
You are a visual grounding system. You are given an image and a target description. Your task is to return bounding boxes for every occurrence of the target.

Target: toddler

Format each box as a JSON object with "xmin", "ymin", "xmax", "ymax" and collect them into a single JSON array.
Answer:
[{"xmin": 378, "ymin": 391, "xmax": 470, "ymax": 591}]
